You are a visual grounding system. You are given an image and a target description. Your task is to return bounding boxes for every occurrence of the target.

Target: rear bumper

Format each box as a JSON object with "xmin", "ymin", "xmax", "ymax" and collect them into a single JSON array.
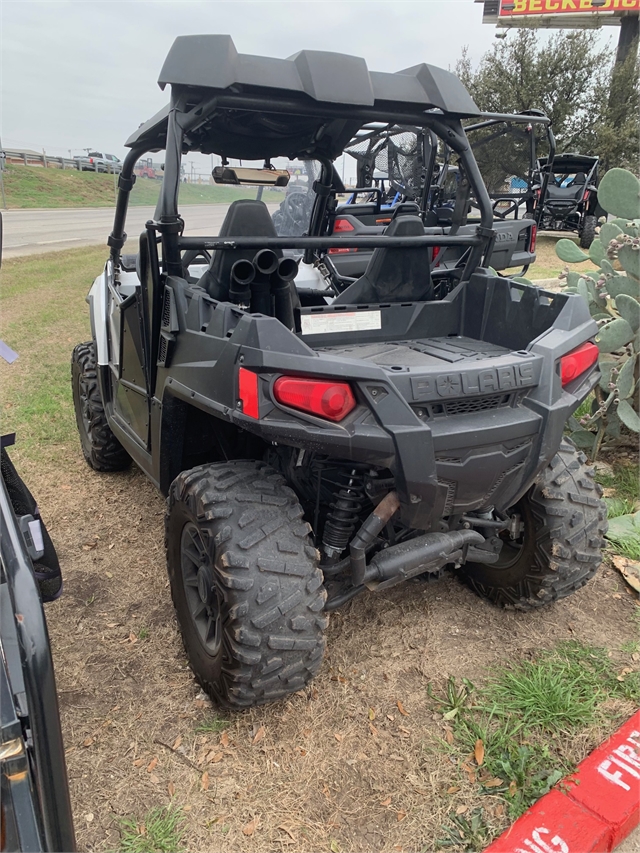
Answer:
[{"xmin": 160, "ymin": 273, "xmax": 598, "ymax": 530}]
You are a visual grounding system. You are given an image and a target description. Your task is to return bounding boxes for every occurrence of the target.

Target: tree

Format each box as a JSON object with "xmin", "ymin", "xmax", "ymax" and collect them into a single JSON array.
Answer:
[{"xmin": 456, "ymin": 29, "xmax": 639, "ymax": 172}]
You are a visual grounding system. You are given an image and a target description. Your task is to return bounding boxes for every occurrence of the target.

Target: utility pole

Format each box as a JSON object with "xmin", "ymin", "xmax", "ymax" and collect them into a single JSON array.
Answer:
[{"xmin": 615, "ymin": 13, "xmax": 639, "ymax": 66}]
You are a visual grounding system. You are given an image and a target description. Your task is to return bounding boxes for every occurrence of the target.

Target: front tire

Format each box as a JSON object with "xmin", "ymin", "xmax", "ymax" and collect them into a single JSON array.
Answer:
[
  {"xmin": 71, "ymin": 342, "xmax": 131, "ymax": 472},
  {"xmin": 165, "ymin": 460, "xmax": 327, "ymax": 709},
  {"xmin": 461, "ymin": 439, "xmax": 607, "ymax": 610},
  {"xmin": 580, "ymin": 215, "xmax": 597, "ymax": 249}
]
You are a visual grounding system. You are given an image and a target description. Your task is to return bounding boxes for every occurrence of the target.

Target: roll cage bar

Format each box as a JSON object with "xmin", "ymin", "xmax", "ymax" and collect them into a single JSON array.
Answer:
[
  {"xmin": 107, "ymin": 40, "xmax": 551, "ymax": 286},
  {"xmin": 110, "ymin": 101, "xmax": 496, "ymax": 279}
]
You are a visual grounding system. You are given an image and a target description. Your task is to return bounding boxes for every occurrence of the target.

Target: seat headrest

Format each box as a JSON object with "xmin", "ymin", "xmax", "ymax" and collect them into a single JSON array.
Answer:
[{"xmin": 384, "ymin": 214, "xmax": 425, "ymax": 236}]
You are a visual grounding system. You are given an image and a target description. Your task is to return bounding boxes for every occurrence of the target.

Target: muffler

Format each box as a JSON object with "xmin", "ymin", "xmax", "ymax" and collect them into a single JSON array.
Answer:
[
  {"xmin": 347, "ymin": 490, "xmax": 484, "ymax": 591},
  {"xmin": 271, "ymin": 256, "xmax": 298, "ymax": 330},
  {"xmin": 251, "ymin": 249, "xmax": 279, "ymax": 315},
  {"xmin": 363, "ymin": 528, "xmax": 484, "ymax": 590},
  {"xmin": 229, "ymin": 258, "xmax": 255, "ymax": 309}
]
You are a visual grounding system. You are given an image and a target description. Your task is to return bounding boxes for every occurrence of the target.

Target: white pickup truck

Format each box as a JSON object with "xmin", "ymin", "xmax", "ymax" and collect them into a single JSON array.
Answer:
[{"xmin": 75, "ymin": 151, "xmax": 122, "ymax": 173}]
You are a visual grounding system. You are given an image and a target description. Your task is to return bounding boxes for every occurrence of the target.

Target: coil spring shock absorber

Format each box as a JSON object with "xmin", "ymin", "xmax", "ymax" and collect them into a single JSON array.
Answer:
[{"xmin": 322, "ymin": 466, "xmax": 367, "ymax": 562}]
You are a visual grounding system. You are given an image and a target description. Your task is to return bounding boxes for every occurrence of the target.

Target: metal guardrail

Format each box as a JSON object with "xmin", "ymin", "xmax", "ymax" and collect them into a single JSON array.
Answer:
[{"xmin": 2, "ymin": 148, "xmax": 119, "ymax": 172}]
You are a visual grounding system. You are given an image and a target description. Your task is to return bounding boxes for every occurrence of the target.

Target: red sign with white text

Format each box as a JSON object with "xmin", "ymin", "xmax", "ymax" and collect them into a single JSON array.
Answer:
[{"xmin": 500, "ymin": 0, "xmax": 640, "ymax": 16}]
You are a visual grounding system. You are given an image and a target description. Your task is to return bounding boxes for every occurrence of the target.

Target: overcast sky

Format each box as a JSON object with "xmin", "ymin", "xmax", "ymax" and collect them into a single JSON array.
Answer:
[{"xmin": 2, "ymin": 0, "xmax": 615, "ymax": 173}]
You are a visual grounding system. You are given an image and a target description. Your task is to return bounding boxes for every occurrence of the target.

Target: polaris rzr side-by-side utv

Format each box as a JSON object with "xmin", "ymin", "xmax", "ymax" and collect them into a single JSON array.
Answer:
[
  {"xmin": 72, "ymin": 36, "xmax": 607, "ymax": 709},
  {"xmin": 536, "ymin": 153, "xmax": 602, "ymax": 249}
]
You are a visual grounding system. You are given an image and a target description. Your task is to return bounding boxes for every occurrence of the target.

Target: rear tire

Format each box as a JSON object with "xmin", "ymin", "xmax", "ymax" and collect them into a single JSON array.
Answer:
[
  {"xmin": 165, "ymin": 460, "xmax": 327, "ymax": 709},
  {"xmin": 71, "ymin": 342, "xmax": 131, "ymax": 472},
  {"xmin": 461, "ymin": 439, "xmax": 607, "ymax": 610},
  {"xmin": 580, "ymin": 215, "xmax": 597, "ymax": 249}
]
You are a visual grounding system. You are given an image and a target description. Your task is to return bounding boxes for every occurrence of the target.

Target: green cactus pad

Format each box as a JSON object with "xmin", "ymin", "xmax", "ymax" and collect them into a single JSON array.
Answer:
[
  {"xmin": 566, "ymin": 271, "xmax": 582, "ymax": 288},
  {"xmin": 586, "ymin": 278, "xmax": 607, "ymax": 309},
  {"xmin": 617, "ymin": 399, "xmax": 640, "ymax": 433},
  {"xmin": 597, "ymin": 168, "xmax": 640, "ymax": 220},
  {"xmin": 599, "ymin": 355, "xmax": 618, "ymax": 391},
  {"xmin": 605, "ymin": 412, "xmax": 621, "ymax": 438},
  {"xmin": 601, "ymin": 259, "xmax": 615, "ymax": 276},
  {"xmin": 577, "ymin": 278, "xmax": 590, "ymax": 303},
  {"xmin": 597, "ymin": 317, "xmax": 635, "ymax": 352},
  {"xmin": 569, "ymin": 429, "xmax": 596, "ymax": 451},
  {"xmin": 556, "ymin": 238, "xmax": 590, "ymax": 263},
  {"xmin": 615, "ymin": 293, "xmax": 640, "ymax": 332},
  {"xmin": 588, "ymin": 238, "xmax": 606, "ymax": 266},
  {"xmin": 611, "ymin": 219, "xmax": 640, "ymax": 237},
  {"xmin": 607, "ymin": 275, "xmax": 640, "ymax": 299},
  {"xmin": 616, "ymin": 354, "xmax": 637, "ymax": 400},
  {"xmin": 599, "ymin": 222, "xmax": 622, "ymax": 247},
  {"xmin": 618, "ymin": 245, "xmax": 640, "ymax": 281},
  {"xmin": 510, "ymin": 276, "xmax": 533, "ymax": 286}
]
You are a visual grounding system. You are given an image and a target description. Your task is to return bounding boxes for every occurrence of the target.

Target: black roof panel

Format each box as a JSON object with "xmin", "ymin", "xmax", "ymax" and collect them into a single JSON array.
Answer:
[
  {"xmin": 156, "ymin": 34, "xmax": 479, "ymax": 114},
  {"xmin": 126, "ymin": 35, "xmax": 480, "ymax": 158}
]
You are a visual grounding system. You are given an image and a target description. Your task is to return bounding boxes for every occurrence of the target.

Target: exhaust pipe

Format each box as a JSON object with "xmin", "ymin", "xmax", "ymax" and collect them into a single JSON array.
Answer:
[
  {"xmin": 229, "ymin": 259, "xmax": 255, "ymax": 309},
  {"xmin": 251, "ymin": 249, "xmax": 279, "ymax": 315},
  {"xmin": 364, "ymin": 528, "xmax": 484, "ymax": 589},
  {"xmin": 271, "ymin": 256, "xmax": 298, "ymax": 330}
]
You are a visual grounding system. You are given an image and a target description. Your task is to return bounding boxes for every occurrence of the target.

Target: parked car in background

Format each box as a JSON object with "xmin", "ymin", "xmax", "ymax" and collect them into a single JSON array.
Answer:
[{"xmin": 75, "ymin": 151, "xmax": 122, "ymax": 173}]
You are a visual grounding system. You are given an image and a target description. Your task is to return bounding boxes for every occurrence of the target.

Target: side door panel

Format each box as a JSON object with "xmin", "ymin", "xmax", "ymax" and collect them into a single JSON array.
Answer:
[{"xmin": 107, "ymin": 274, "xmax": 150, "ymax": 448}]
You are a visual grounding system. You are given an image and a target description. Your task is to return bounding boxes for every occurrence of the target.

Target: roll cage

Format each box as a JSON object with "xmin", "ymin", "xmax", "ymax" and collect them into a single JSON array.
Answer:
[{"xmin": 106, "ymin": 35, "xmax": 506, "ymax": 288}]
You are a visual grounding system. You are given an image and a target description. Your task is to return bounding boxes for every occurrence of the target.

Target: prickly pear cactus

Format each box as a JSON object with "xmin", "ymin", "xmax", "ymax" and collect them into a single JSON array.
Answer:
[{"xmin": 556, "ymin": 168, "xmax": 640, "ymax": 456}]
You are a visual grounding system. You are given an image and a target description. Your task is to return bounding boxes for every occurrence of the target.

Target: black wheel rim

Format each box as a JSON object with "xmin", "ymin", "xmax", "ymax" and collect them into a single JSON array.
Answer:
[{"xmin": 180, "ymin": 522, "xmax": 222, "ymax": 657}]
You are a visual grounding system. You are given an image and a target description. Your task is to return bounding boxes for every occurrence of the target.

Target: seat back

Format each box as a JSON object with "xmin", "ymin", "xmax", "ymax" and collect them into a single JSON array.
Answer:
[
  {"xmin": 197, "ymin": 199, "xmax": 281, "ymax": 301},
  {"xmin": 333, "ymin": 215, "xmax": 434, "ymax": 305}
]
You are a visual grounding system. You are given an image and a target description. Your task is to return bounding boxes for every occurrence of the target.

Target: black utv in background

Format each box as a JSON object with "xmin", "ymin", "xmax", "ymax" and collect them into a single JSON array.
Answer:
[
  {"xmin": 327, "ymin": 111, "xmax": 553, "ymax": 279},
  {"xmin": 536, "ymin": 153, "xmax": 602, "ymax": 248},
  {"xmin": 72, "ymin": 36, "xmax": 607, "ymax": 709}
]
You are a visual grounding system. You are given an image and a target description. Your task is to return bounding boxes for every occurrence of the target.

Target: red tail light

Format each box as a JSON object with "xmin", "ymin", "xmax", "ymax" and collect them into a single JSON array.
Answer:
[
  {"xmin": 238, "ymin": 367, "xmax": 259, "ymax": 418},
  {"xmin": 432, "ymin": 245, "xmax": 441, "ymax": 267},
  {"xmin": 529, "ymin": 224, "xmax": 537, "ymax": 254},
  {"xmin": 583, "ymin": 190, "xmax": 590, "ymax": 204},
  {"xmin": 329, "ymin": 218, "xmax": 356, "ymax": 254},
  {"xmin": 273, "ymin": 377, "xmax": 356, "ymax": 421},
  {"xmin": 560, "ymin": 343, "xmax": 599, "ymax": 386},
  {"xmin": 89, "ymin": 158, "xmax": 94, "ymax": 164}
]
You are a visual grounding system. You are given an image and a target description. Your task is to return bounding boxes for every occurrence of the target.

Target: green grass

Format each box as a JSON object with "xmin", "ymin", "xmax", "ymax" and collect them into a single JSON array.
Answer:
[
  {"xmin": 431, "ymin": 641, "xmax": 640, "ymax": 827},
  {"xmin": 0, "ymin": 247, "xmax": 103, "ymax": 458},
  {"xmin": 194, "ymin": 715, "xmax": 229, "ymax": 734},
  {"xmin": 3, "ymin": 164, "xmax": 285, "ymax": 208},
  {"xmin": 595, "ymin": 459, "xmax": 640, "ymax": 520},
  {"xmin": 118, "ymin": 806, "xmax": 184, "ymax": 853},
  {"xmin": 597, "ymin": 461, "xmax": 640, "ymax": 505},
  {"xmin": 512, "ymin": 235, "xmax": 598, "ymax": 282},
  {"xmin": 612, "ymin": 538, "xmax": 640, "ymax": 560}
]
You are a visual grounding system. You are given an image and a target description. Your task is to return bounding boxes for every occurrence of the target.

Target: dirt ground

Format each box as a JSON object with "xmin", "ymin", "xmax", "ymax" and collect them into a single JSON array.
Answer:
[{"xmin": 19, "ymin": 443, "xmax": 636, "ymax": 852}]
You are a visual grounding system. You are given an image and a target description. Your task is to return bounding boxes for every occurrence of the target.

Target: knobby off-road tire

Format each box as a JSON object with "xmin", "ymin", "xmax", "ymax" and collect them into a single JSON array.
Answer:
[
  {"xmin": 165, "ymin": 460, "xmax": 327, "ymax": 709},
  {"xmin": 71, "ymin": 342, "xmax": 131, "ymax": 472},
  {"xmin": 461, "ymin": 438, "xmax": 607, "ymax": 610},
  {"xmin": 580, "ymin": 215, "xmax": 598, "ymax": 249}
]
